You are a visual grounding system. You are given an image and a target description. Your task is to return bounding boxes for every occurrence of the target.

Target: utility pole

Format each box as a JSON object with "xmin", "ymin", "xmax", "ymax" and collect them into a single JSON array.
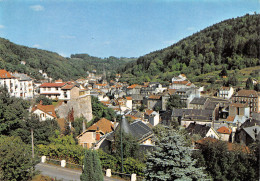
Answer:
[
  {"xmin": 119, "ymin": 103, "xmax": 123, "ymax": 173},
  {"xmin": 31, "ymin": 128, "xmax": 34, "ymax": 158}
]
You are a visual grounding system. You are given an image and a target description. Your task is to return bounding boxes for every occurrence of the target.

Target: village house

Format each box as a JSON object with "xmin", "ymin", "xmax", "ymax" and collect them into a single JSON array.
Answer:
[
  {"xmin": 217, "ymin": 126, "xmax": 232, "ymax": 141},
  {"xmin": 170, "ymin": 74, "xmax": 195, "ymax": 90},
  {"xmin": 144, "ymin": 109, "xmax": 160, "ymax": 126},
  {"xmin": 231, "ymin": 89, "xmax": 260, "ymax": 114},
  {"xmin": 77, "ymin": 118, "xmax": 114, "ymax": 148},
  {"xmin": 0, "ymin": 69, "xmax": 34, "ymax": 99},
  {"xmin": 218, "ymin": 86, "xmax": 234, "ymax": 99},
  {"xmin": 186, "ymin": 122, "xmax": 220, "ymax": 139},
  {"xmin": 126, "ymin": 84, "xmax": 142, "ymax": 95},
  {"xmin": 39, "ymin": 82, "xmax": 80, "ymax": 101},
  {"xmin": 31, "ymin": 102, "xmax": 57, "ymax": 121},
  {"xmin": 95, "ymin": 116, "xmax": 154, "ymax": 150}
]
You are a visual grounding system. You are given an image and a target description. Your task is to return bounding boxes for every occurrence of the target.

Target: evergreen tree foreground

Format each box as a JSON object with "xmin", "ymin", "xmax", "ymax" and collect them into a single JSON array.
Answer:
[
  {"xmin": 80, "ymin": 149, "xmax": 103, "ymax": 181},
  {"xmin": 144, "ymin": 130, "xmax": 206, "ymax": 181}
]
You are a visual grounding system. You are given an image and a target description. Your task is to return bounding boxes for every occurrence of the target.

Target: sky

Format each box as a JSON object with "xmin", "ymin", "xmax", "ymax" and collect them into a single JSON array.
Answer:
[{"xmin": 0, "ymin": 0, "xmax": 259, "ymax": 58}]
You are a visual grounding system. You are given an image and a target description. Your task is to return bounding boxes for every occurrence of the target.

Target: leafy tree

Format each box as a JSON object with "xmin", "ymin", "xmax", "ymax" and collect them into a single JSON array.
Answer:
[
  {"xmin": 0, "ymin": 136, "xmax": 36, "ymax": 181},
  {"xmin": 227, "ymin": 74, "xmax": 238, "ymax": 86},
  {"xmin": 0, "ymin": 87, "xmax": 30, "ymax": 136},
  {"xmin": 167, "ymin": 94, "xmax": 186, "ymax": 110},
  {"xmin": 144, "ymin": 130, "xmax": 206, "ymax": 180},
  {"xmin": 193, "ymin": 140, "xmax": 259, "ymax": 180},
  {"xmin": 91, "ymin": 96, "xmax": 115, "ymax": 122},
  {"xmin": 35, "ymin": 95, "xmax": 53, "ymax": 105},
  {"xmin": 245, "ymin": 77, "xmax": 254, "ymax": 90}
]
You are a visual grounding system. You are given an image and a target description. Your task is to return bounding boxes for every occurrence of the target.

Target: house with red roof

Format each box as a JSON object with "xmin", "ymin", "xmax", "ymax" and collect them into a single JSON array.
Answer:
[
  {"xmin": 39, "ymin": 82, "xmax": 80, "ymax": 101},
  {"xmin": 31, "ymin": 102, "xmax": 57, "ymax": 121},
  {"xmin": 0, "ymin": 69, "xmax": 34, "ymax": 99},
  {"xmin": 77, "ymin": 118, "xmax": 114, "ymax": 148},
  {"xmin": 217, "ymin": 126, "xmax": 232, "ymax": 141},
  {"xmin": 170, "ymin": 74, "xmax": 195, "ymax": 90}
]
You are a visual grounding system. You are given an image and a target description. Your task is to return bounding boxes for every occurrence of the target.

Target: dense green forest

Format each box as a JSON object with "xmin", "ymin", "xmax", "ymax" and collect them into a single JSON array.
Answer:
[
  {"xmin": 0, "ymin": 38, "xmax": 134, "ymax": 81},
  {"xmin": 119, "ymin": 14, "xmax": 260, "ymax": 84}
]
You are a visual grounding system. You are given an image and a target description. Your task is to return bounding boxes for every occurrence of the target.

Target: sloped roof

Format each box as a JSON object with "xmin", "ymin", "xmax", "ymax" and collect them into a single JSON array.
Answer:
[
  {"xmin": 32, "ymin": 104, "xmax": 57, "ymax": 118},
  {"xmin": 126, "ymin": 96, "xmax": 132, "ymax": 100},
  {"xmin": 0, "ymin": 69, "xmax": 14, "ymax": 79},
  {"xmin": 235, "ymin": 90, "xmax": 258, "ymax": 97},
  {"xmin": 130, "ymin": 120, "xmax": 153, "ymax": 141},
  {"xmin": 145, "ymin": 109, "xmax": 154, "ymax": 116},
  {"xmin": 148, "ymin": 95, "xmax": 161, "ymax": 100},
  {"xmin": 186, "ymin": 123, "xmax": 211, "ymax": 137},
  {"xmin": 61, "ymin": 84, "xmax": 76, "ymax": 90},
  {"xmin": 242, "ymin": 126, "xmax": 260, "ymax": 141},
  {"xmin": 172, "ymin": 108, "xmax": 213, "ymax": 120},
  {"xmin": 40, "ymin": 82, "xmax": 67, "ymax": 88},
  {"xmin": 217, "ymin": 126, "xmax": 231, "ymax": 134},
  {"xmin": 172, "ymin": 80, "xmax": 189, "ymax": 85},
  {"xmin": 127, "ymin": 84, "xmax": 141, "ymax": 89},
  {"xmin": 87, "ymin": 118, "xmax": 114, "ymax": 134},
  {"xmin": 190, "ymin": 97, "xmax": 208, "ymax": 105}
]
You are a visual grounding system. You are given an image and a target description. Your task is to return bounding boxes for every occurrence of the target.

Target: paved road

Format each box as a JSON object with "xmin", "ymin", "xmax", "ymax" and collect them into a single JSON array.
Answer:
[{"xmin": 36, "ymin": 163, "xmax": 124, "ymax": 181}]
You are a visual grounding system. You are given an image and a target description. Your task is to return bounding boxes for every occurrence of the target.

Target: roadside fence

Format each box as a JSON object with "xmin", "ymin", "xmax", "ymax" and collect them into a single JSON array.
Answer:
[{"xmin": 41, "ymin": 156, "xmax": 144, "ymax": 181}]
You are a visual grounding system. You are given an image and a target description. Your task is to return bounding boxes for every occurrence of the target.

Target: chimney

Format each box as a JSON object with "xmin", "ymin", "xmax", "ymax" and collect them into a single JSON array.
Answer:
[{"xmin": 96, "ymin": 128, "xmax": 100, "ymax": 141}]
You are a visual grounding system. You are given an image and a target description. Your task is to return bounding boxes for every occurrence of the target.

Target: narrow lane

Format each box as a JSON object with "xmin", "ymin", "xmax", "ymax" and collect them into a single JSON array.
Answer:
[{"xmin": 36, "ymin": 163, "xmax": 124, "ymax": 181}]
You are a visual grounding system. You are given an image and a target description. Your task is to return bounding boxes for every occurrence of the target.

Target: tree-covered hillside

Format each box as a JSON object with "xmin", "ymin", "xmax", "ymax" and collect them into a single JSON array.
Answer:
[
  {"xmin": 70, "ymin": 54, "xmax": 136, "ymax": 75},
  {"xmin": 119, "ymin": 14, "xmax": 260, "ymax": 84},
  {"xmin": 0, "ymin": 38, "xmax": 134, "ymax": 81}
]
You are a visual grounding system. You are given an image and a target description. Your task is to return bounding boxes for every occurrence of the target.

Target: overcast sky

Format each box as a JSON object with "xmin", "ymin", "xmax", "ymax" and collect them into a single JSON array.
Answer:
[{"xmin": 0, "ymin": 0, "xmax": 259, "ymax": 58}]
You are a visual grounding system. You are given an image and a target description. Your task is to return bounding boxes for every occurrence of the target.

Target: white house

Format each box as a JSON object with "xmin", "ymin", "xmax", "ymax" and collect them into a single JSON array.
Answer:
[
  {"xmin": 12, "ymin": 72, "xmax": 34, "ymax": 99},
  {"xmin": 218, "ymin": 87, "xmax": 234, "ymax": 99},
  {"xmin": 31, "ymin": 103, "xmax": 57, "ymax": 121},
  {"xmin": 144, "ymin": 110, "xmax": 160, "ymax": 126},
  {"xmin": 126, "ymin": 97, "xmax": 133, "ymax": 110}
]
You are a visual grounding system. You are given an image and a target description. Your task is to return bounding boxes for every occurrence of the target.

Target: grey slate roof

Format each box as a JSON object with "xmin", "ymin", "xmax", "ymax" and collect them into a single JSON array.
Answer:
[
  {"xmin": 190, "ymin": 97, "xmax": 208, "ymax": 105},
  {"xmin": 12, "ymin": 73, "xmax": 32, "ymax": 81},
  {"xmin": 106, "ymin": 119, "xmax": 153, "ymax": 142},
  {"xmin": 172, "ymin": 108, "xmax": 213, "ymax": 120},
  {"xmin": 242, "ymin": 126, "xmax": 260, "ymax": 141},
  {"xmin": 186, "ymin": 123, "xmax": 211, "ymax": 137}
]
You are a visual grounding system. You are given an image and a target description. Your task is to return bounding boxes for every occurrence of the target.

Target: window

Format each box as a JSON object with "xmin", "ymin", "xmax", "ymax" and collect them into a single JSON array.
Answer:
[{"xmin": 56, "ymin": 87, "xmax": 59, "ymax": 91}]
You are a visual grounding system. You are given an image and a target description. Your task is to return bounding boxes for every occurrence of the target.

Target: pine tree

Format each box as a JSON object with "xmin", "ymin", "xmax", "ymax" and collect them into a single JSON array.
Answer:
[
  {"xmin": 144, "ymin": 130, "xmax": 206, "ymax": 181},
  {"xmin": 80, "ymin": 149, "xmax": 103, "ymax": 181},
  {"xmin": 93, "ymin": 150, "xmax": 104, "ymax": 181},
  {"xmin": 245, "ymin": 77, "xmax": 254, "ymax": 90},
  {"xmin": 80, "ymin": 149, "xmax": 94, "ymax": 181}
]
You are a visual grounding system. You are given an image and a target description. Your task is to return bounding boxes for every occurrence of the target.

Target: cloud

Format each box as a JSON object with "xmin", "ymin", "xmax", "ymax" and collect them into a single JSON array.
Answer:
[
  {"xmin": 0, "ymin": 25, "xmax": 5, "ymax": 29},
  {"xmin": 60, "ymin": 35, "xmax": 76, "ymax": 39},
  {"xmin": 30, "ymin": 5, "xmax": 44, "ymax": 11},
  {"xmin": 33, "ymin": 44, "xmax": 41, "ymax": 48}
]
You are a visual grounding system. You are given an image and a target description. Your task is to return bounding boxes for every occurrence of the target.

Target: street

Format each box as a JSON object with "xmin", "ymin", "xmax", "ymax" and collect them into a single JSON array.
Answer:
[{"xmin": 36, "ymin": 163, "xmax": 124, "ymax": 181}]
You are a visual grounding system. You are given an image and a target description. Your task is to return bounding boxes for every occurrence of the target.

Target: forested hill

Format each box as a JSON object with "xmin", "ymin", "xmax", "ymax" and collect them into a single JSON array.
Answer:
[
  {"xmin": 70, "ymin": 54, "xmax": 136, "ymax": 75},
  {"xmin": 0, "ymin": 38, "xmax": 134, "ymax": 80},
  {"xmin": 119, "ymin": 14, "xmax": 260, "ymax": 84}
]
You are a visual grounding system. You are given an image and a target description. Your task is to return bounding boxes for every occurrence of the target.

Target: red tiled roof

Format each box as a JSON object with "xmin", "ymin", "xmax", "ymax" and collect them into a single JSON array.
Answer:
[
  {"xmin": 149, "ymin": 95, "xmax": 161, "ymax": 99},
  {"xmin": 217, "ymin": 126, "xmax": 231, "ymax": 134},
  {"xmin": 226, "ymin": 116, "xmax": 235, "ymax": 122},
  {"xmin": 127, "ymin": 84, "xmax": 141, "ymax": 89},
  {"xmin": 172, "ymin": 81, "xmax": 189, "ymax": 85},
  {"xmin": 61, "ymin": 84, "xmax": 76, "ymax": 90},
  {"xmin": 126, "ymin": 115, "xmax": 139, "ymax": 120},
  {"xmin": 126, "ymin": 97, "xmax": 132, "ymax": 100},
  {"xmin": 87, "ymin": 118, "xmax": 114, "ymax": 134},
  {"xmin": 40, "ymin": 82, "xmax": 66, "ymax": 88},
  {"xmin": 0, "ymin": 69, "xmax": 14, "ymax": 79},
  {"xmin": 32, "ymin": 104, "xmax": 57, "ymax": 118},
  {"xmin": 145, "ymin": 109, "xmax": 154, "ymax": 116}
]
